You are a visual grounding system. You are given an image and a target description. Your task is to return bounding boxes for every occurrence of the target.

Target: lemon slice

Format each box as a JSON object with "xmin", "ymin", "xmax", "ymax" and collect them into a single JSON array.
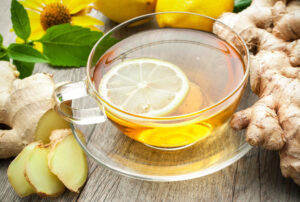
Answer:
[{"xmin": 99, "ymin": 58, "xmax": 189, "ymax": 117}]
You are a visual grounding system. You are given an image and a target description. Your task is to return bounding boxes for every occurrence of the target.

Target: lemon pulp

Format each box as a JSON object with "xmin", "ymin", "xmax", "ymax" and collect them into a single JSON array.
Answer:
[{"xmin": 99, "ymin": 58, "xmax": 189, "ymax": 117}]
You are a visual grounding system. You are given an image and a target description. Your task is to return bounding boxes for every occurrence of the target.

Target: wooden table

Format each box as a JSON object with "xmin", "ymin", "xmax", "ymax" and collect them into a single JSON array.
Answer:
[{"xmin": 1, "ymin": 1, "xmax": 300, "ymax": 201}]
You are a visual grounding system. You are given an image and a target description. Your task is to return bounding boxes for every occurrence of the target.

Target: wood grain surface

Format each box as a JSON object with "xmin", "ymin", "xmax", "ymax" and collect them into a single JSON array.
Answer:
[{"xmin": 0, "ymin": 1, "xmax": 299, "ymax": 202}]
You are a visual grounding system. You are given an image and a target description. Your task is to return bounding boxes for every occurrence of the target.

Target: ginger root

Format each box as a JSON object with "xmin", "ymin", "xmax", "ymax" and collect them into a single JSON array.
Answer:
[
  {"xmin": 0, "ymin": 61, "xmax": 69, "ymax": 159},
  {"xmin": 214, "ymin": 0, "xmax": 300, "ymax": 184},
  {"xmin": 35, "ymin": 110, "xmax": 70, "ymax": 144},
  {"xmin": 25, "ymin": 144, "xmax": 65, "ymax": 197},
  {"xmin": 7, "ymin": 129, "xmax": 88, "ymax": 198},
  {"xmin": 7, "ymin": 142, "xmax": 40, "ymax": 197},
  {"xmin": 48, "ymin": 129, "xmax": 88, "ymax": 192}
]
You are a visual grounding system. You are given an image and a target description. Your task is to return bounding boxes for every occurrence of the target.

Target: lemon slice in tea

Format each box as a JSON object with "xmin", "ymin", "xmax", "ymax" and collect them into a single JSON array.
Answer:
[{"xmin": 99, "ymin": 58, "xmax": 189, "ymax": 116}]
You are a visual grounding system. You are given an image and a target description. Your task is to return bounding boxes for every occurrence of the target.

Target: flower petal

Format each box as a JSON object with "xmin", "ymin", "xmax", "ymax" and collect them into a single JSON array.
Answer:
[
  {"xmin": 33, "ymin": 42, "xmax": 43, "ymax": 52},
  {"xmin": 63, "ymin": 0, "xmax": 95, "ymax": 14},
  {"xmin": 72, "ymin": 15, "xmax": 103, "ymax": 28},
  {"xmin": 16, "ymin": 37, "xmax": 25, "ymax": 43},
  {"xmin": 73, "ymin": 6, "xmax": 93, "ymax": 16},
  {"xmin": 27, "ymin": 10, "xmax": 45, "ymax": 40},
  {"xmin": 20, "ymin": 0, "xmax": 43, "ymax": 8},
  {"xmin": 27, "ymin": 10, "xmax": 40, "ymax": 20},
  {"xmin": 19, "ymin": 0, "xmax": 43, "ymax": 12},
  {"xmin": 87, "ymin": 26, "xmax": 100, "ymax": 31},
  {"xmin": 29, "ymin": 27, "xmax": 45, "ymax": 40},
  {"xmin": 41, "ymin": 0, "xmax": 61, "ymax": 4}
]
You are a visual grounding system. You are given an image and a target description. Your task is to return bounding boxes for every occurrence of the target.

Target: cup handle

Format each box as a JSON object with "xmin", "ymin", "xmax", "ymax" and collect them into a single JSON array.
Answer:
[{"xmin": 54, "ymin": 81, "xmax": 107, "ymax": 125}]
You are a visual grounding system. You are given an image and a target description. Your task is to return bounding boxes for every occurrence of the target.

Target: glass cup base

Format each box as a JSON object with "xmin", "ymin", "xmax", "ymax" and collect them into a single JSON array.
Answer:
[{"xmin": 143, "ymin": 142, "xmax": 197, "ymax": 151}]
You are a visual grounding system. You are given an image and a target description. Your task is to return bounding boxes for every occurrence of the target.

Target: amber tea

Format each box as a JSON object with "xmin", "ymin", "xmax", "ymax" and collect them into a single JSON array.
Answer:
[{"xmin": 93, "ymin": 28, "xmax": 245, "ymax": 149}]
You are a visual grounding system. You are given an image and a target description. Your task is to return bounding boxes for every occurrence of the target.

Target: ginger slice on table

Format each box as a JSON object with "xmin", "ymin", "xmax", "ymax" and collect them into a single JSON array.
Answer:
[
  {"xmin": 213, "ymin": 0, "xmax": 300, "ymax": 184},
  {"xmin": 7, "ymin": 129, "xmax": 88, "ymax": 198},
  {"xmin": 48, "ymin": 129, "xmax": 88, "ymax": 193},
  {"xmin": 25, "ymin": 144, "xmax": 66, "ymax": 197},
  {"xmin": 7, "ymin": 142, "xmax": 40, "ymax": 197}
]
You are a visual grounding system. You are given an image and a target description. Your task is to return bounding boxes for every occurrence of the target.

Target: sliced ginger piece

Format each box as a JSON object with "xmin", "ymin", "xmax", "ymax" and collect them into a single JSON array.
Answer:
[
  {"xmin": 48, "ymin": 129, "xmax": 88, "ymax": 192},
  {"xmin": 25, "ymin": 144, "xmax": 65, "ymax": 197},
  {"xmin": 35, "ymin": 109, "xmax": 70, "ymax": 144},
  {"xmin": 7, "ymin": 142, "xmax": 39, "ymax": 197}
]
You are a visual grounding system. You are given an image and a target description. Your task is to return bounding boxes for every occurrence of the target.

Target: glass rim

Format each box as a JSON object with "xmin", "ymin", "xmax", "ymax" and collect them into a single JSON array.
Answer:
[{"xmin": 87, "ymin": 11, "xmax": 250, "ymax": 121}]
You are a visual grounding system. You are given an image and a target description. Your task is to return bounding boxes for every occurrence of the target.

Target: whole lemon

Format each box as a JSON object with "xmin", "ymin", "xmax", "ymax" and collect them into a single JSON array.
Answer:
[
  {"xmin": 94, "ymin": 0, "xmax": 156, "ymax": 23},
  {"xmin": 155, "ymin": 0, "xmax": 234, "ymax": 31}
]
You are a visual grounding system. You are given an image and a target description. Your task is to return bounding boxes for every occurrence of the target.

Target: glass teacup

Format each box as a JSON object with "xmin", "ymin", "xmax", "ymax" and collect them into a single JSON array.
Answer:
[{"xmin": 55, "ymin": 12, "xmax": 249, "ymax": 150}]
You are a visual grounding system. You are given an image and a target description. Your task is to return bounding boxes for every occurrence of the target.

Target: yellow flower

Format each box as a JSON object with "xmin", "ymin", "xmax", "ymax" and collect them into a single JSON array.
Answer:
[{"xmin": 18, "ymin": 0, "xmax": 103, "ymax": 50}]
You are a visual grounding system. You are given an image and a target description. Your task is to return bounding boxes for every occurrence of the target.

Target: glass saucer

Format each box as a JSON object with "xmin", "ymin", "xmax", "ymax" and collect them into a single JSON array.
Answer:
[
  {"xmin": 70, "ymin": 87, "xmax": 252, "ymax": 181},
  {"xmin": 68, "ymin": 12, "xmax": 253, "ymax": 182}
]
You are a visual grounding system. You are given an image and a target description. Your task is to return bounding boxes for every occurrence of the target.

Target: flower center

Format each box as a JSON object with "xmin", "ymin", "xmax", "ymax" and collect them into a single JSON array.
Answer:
[{"xmin": 40, "ymin": 3, "xmax": 71, "ymax": 30}]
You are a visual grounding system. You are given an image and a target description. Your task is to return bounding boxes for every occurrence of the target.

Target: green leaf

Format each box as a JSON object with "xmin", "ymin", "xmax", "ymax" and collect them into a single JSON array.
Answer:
[
  {"xmin": 234, "ymin": 0, "xmax": 252, "ymax": 13},
  {"xmin": 0, "ymin": 48, "xmax": 9, "ymax": 61},
  {"xmin": 7, "ymin": 43, "xmax": 48, "ymax": 63},
  {"xmin": 0, "ymin": 34, "xmax": 9, "ymax": 61},
  {"xmin": 39, "ymin": 24, "xmax": 103, "ymax": 67},
  {"xmin": 13, "ymin": 60, "xmax": 34, "ymax": 79},
  {"xmin": 11, "ymin": 0, "xmax": 31, "ymax": 41},
  {"xmin": 0, "ymin": 34, "xmax": 3, "ymax": 45}
]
